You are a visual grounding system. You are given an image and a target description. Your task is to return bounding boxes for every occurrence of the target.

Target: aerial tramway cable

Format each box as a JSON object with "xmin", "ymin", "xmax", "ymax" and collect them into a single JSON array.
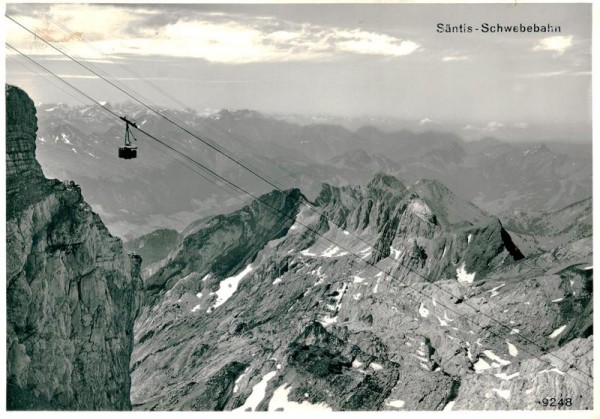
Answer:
[
  {"xmin": 7, "ymin": 14, "xmax": 310, "ymax": 194},
  {"xmin": 6, "ymin": 46, "xmax": 245, "ymax": 199},
  {"xmin": 5, "ymin": 31, "xmax": 593, "ymax": 388},
  {"xmin": 35, "ymin": 6, "xmax": 300, "ymax": 188},
  {"xmin": 33, "ymin": 8, "xmax": 303, "ymax": 191}
]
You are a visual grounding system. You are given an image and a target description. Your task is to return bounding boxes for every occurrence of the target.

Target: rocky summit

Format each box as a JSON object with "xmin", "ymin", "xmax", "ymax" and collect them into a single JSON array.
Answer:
[
  {"xmin": 130, "ymin": 172, "xmax": 592, "ymax": 410},
  {"xmin": 6, "ymin": 85, "xmax": 143, "ymax": 410}
]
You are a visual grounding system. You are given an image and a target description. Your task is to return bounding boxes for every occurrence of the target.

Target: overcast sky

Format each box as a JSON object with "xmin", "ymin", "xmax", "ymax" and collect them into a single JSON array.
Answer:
[{"xmin": 5, "ymin": 3, "xmax": 592, "ymax": 135}]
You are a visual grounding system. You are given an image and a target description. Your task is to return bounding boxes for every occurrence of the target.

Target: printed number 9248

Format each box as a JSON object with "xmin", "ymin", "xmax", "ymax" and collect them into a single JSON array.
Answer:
[{"xmin": 540, "ymin": 398, "xmax": 572, "ymax": 407}]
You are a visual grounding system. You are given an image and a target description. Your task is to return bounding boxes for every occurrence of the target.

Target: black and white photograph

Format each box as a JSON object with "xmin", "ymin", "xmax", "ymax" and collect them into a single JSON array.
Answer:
[{"xmin": 3, "ymin": 1, "xmax": 595, "ymax": 413}]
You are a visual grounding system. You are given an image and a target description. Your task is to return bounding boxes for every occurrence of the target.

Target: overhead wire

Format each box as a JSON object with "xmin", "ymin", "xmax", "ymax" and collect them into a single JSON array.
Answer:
[
  {"xmin": 7, "ymin": 54, "xmax": 86, "ymax": 105},
  {"xmin": 35, "ymin": 9, "xmax": 196, "ymax": 111},
  {"xmin": 33, "ymin": 3, "xmax": 308, "ymax": 190},
  {"xmin": 6, "ymin": 46, "xmax": 244, "ymax": 200},
  {"xmin": 8, "ymin": 13, "xmax": 309, "ymax": 195},
  {"xmin": 8, "ymin": 43, "xmax": 592, "ymax": 390},
  {"xmin": 5, "ymin": 21, "xmax": 593, "ymax": 388}
]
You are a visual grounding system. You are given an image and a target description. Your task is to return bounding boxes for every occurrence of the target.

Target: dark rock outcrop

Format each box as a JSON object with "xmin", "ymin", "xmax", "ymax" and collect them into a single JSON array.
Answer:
[{"xmin": 6, "ymin": 85, "xmax": 143, "ymax": 410}]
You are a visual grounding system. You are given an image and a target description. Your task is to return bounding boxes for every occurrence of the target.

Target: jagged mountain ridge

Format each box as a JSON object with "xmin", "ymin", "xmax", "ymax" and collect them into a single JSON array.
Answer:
[
  {"xmin": 6, "ymin": 85, "xmax": 143, "ymax": 410},
  {"xmin": 129, "ymin": 172, "xmax": 591, "ymax": 411},
  {"xmin": 496, "ymin": 197, "xmax": 591, "ymax": 257},
  {"xmin": 33, "ymin": 102, "xmax": 591, "ymax": 240}
]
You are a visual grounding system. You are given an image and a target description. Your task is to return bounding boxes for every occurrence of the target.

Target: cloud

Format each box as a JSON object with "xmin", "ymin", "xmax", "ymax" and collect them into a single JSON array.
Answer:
[
  {"xmin": 6, "ymin": 4, "xmax": 420, "ymax": 64},
  {"xmin": 484, "ymin": 121, "xmax": 505, "ymax": 131},
  {"xmin": 334, "ymin": 29, "xmax": 419, "ymax": 57},
  {"xmin": 516, "ymin": 69, "xmax": 591, "ymax": 79},
  {"xmin": 442, "ymin": 55, "xmax": 468, "ymax": 62},
  {"xmin": 419, "ymin": 118, "xmax": 437, "ymax": 126},
  {"xmin": 518, "ymin": 70, "xmax": 567, "ymax": 78},
  {"xmin": 533, "ymin": 35, "xmax": 573, "ymax": 55},
  {"xmin": 463, "ymin": 121, "xmax": 505, "ymax": 132}
]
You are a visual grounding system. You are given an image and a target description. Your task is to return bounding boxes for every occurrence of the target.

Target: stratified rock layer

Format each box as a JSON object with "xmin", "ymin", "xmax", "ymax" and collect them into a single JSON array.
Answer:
[
  {"xmin": 6, "ymin": 85, "xmax": 56, "ymax": 216},
  {"xmin": 6, "ymin": 85, "xmax": 142, "ymax": 410}
]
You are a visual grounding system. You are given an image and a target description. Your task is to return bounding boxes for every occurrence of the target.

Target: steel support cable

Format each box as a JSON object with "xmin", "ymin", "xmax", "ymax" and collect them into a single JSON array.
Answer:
[
  {"xmin": 6, "ymin": 40, "xmax": 593, "ymax": 387},
  {"xmin": 36, "ymin": 8, "xmax": 305, "ymax": 188},
  {"xmin": 7, "ymin": 14, "xmax": 318, "ymax": 196}
]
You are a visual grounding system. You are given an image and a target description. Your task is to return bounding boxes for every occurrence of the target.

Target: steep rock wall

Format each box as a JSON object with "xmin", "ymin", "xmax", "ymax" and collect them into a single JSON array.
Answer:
[{"xmin": 6, "ymin": 84, "xmax": 142, "ymax": 410}]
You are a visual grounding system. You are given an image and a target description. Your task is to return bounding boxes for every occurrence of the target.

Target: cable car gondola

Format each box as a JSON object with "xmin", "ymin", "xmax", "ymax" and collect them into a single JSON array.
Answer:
[{"xmin": 118, "ymin": 116, "xmax": 138, "ymax": 159}]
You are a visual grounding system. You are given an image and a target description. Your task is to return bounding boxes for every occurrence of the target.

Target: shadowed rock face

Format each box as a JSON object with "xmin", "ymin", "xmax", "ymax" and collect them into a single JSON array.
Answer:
[
  {"xmin": 6, "ymin": 85, "xmax": 143, "ymax": 410},
  {"xmin": 6, "ymin": 85, "xmax": 57, "ymax": 217},
  {"xmin": 130, "ymin": 172, "xmax": 590, "ymax": 411}
]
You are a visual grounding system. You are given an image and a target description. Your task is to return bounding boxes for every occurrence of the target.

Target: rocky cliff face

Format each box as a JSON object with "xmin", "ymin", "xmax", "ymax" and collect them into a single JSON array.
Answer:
[
  {"xmin": 130, "ymin": 173, "xmax": 590, "ymax": 410},
  {"xmin": 6, "ymin": 85, "xmax": 56, "ymax": 216},
  {"xmin": 6, "ymin": 85, "xmax": 143, "ymax": 410}
]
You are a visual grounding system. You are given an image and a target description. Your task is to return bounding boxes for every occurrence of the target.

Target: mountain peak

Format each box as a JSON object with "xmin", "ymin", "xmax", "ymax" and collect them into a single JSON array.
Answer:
[
  {"xmin": 410, "ymin": 178, "xmax": 488, "ymax": 227},
  {"xmin": 367, "ymin": 172, "xmax": 407, "ymax": 193},
  {"xmin": 6, "ymin": 84, "xmax": 58, "ymax": 216},
  {"xmin": 215, "ymin": 108, "xmax": 264, "ymax": 121},
  {"xmin": 412, "ymin": 178, "xmax": 454, "ymax": 197}
]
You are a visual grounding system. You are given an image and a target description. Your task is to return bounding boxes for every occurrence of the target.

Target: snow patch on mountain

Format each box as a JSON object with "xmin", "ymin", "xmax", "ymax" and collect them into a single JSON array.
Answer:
[
  {"xmin": 495, "ymin": 372, "xmax": 520, "ymax": 381},
  {"xmin": 352, "ymin": 359, "xmax": 363, "ymax": 368},
  {"xmin": 319, "ymin": 282, "xmax": 348, "ymax": 326},
  {"xmin": 549, "ymin": 324, "xmax": 566, "ymax": 338},
  {"xmin": 489, "ymin": 283, "xmax": 505, "ymax": 297},
  {"xmin": 386, "ymin": 400, "xmax": 405, "ymax": 409},
  {"xmin": 456, "ymin": 262, "xmax": 475, "ymax": 283},
  {"xmin": 390, "ymin": 247, "xmax": 401, "ymax": 260},
  {"xmin": 353, "ymin": 275, "xmax": 366, "ymax": 283},
  {"xmin": 233, "ymin": 370, "xmax": 277, "ymax": 411},
  {"xmin": 207, "ymin": 264, "xmax": 254, "ymax": 312},
  {"xmin": 370, "ymin": 362, "xmax": 383, "ymax": 371},
  {"xmin": 506, "ymin": 341, "xmax": 519, "ymax": 357},
  {"xmin": 321, "ymin": 245, "xmax": 349, "ymax": 258},
  {"xmin": 443, "ymin": 401, "xmax": 455, "ymax": 411},
  {"xmin": 473, "ymin": 358, "xmax": 492, "ymax": 372},
  {"xmin": 539, "ymin": 367, "xmax": 565, "ymax": 376},
  {"xmin": 418, "ymin": 303, "xmax": 430, "ymax": 318},
  {"xmin": 269, "ymin": 383, "xmax": 332, "ymax": 411},
  {"xmin": 492, "ymin": 388, "xmax": 510, "ymax": 400},
  {"xmin": 233, "ymin": 367, "xmax": 249, "ymax": 393}
]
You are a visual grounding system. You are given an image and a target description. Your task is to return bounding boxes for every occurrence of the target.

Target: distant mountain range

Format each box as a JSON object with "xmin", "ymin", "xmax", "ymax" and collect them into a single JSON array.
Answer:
[{"xmin": 35, "ymin": 103, "xmax": 591, "ymax": 240}]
